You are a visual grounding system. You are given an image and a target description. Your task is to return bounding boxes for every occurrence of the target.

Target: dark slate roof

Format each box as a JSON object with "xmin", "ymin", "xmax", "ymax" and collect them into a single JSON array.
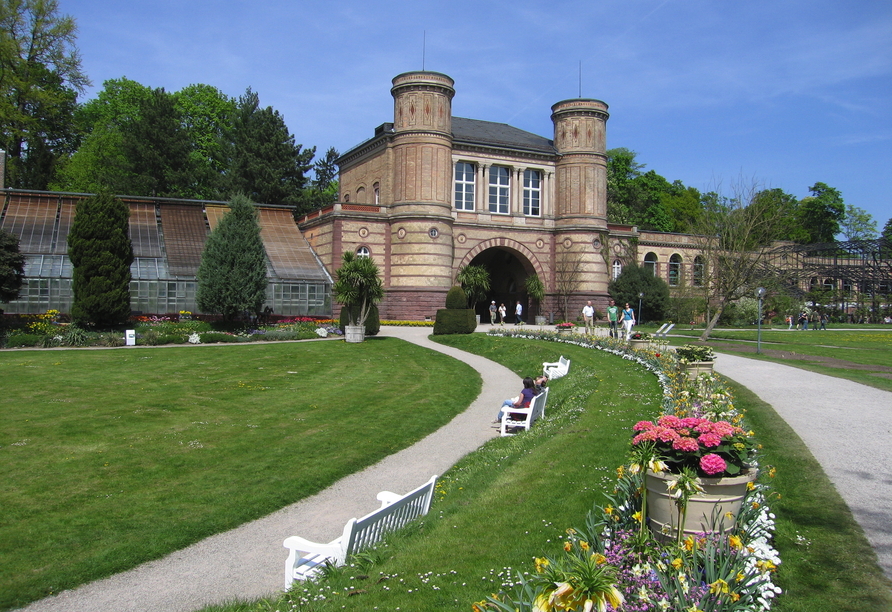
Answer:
[{"xmin": 452, "ymin": 117, "xmax": 556, "ymax": 155}]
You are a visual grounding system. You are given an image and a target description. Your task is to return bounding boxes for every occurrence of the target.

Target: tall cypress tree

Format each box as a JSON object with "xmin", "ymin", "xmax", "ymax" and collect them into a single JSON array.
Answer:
[
  {"xmin": 196, "ymin": 194, "xmax": 267, "ymax": 320},
  {"xmin": 68, "ymin": 191, "xmax": 133, "ymax": 327},
  {"xmin": 0, "ymin": 228, "xmax": 26, "ymax": 310}
]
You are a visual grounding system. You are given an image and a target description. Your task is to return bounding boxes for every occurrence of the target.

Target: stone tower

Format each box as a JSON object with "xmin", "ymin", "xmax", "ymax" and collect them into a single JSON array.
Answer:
[
  {"xmin": 387, "ymin": 71, "xmax": 457, "ymax": 312},
  {"xmin": 550, "ymin": 99, "xmax": 611, "ymax": 296}
]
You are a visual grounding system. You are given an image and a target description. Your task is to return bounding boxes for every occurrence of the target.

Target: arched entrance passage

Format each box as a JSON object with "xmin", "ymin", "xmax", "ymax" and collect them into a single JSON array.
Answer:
[{"xmin": 458, "ymin": 239, "xmax": 546, "ymax": 323}]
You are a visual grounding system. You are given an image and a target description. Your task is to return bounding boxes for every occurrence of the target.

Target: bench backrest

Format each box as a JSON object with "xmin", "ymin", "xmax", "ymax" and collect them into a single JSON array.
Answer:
[
  {"xmin": 343, "ymin": 475, "xmax": 437, "ymax": 558},
  {"xmin": 531, "ymin": 387, "xmax": 549, "ymax": 419}
]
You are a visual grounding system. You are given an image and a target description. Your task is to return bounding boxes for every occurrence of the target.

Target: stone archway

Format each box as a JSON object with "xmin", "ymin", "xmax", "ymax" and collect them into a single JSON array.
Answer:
[{"xmin": 457, "ymin": 239, "xmax": 546, "ymax": 323}]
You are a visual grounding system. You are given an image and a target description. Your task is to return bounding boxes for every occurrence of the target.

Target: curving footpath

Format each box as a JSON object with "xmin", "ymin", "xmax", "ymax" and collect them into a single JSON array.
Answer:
[
  {"xmin": 16, "ymin": 331, "xmax": 891, "ymax": 611},
  {"xmin": 713, "ymin": 353, "xmax": 892, "ymax": 580}
]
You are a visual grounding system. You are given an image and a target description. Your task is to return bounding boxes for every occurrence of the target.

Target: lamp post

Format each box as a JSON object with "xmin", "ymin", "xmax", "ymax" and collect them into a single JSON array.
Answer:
[
  {"xmin": 756, "ymin": 287, "xmax": 766, "ymax": 355},
  {"xmin": 638, "ymin": 292, "xmax": 644, "ymax": 327}
]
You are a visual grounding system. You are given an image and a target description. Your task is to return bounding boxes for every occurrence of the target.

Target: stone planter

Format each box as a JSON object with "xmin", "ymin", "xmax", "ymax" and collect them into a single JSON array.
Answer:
[
  {"xmin": 681, "ymin": 360, "xmax": 715, "ymax": 379},
  {"xmin": 629, "ymin": 339, "xmax": 649, "ymax": 350},
  {"xmin": 555, "ymin": 326, "xmax": 574, "ymax": 333},
  {"xmin": 645, "ymin": 469, "xmax": 757, "ymax": 542},
  {"xmin": 535, "ymin": 315, "xmax": 547, "ymax": 326},
  {"xmin": 344, "ymin": 325, "xmax": 365, "ymax": 343}
]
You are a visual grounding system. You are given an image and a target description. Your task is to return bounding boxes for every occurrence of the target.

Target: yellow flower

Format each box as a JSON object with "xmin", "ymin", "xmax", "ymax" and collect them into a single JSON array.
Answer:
[
  {"xmin": 746, "ymin": 481, "xmax": 756, "ymax": 491},
  {"xmin": 580, "ymin": 541, "xmax": 590, "ymax": 551},
  {"xmin": 616, "ymin": 465, "xmax": 625, "ymax": 478},
  {"xmin": 535, "ymin": 557, "xmax": 550, "ymax": 573},
  {"xmin": 564, "ymin": 541, "xmax": 572, "ymax": 552},
  {"xmin": 632, "ymin": 511, "xmax": 642, "ymax": 523},
  {"xmin": 736, "ymin": 572, "xmax": 745, "ymax": 582},
  {"xmin": 751, "ymin": 501, "xmax": 760, "ymax": 509},
  {"xmin": 629, "ymin": 463, "xmax": 642, "ymax": 475},
  {"xmin": 728, "ymin": 535, "xmax": 743, "ymax": 550},
  {"xmin": 731, "ymin": 592, "xmax": 741, "ymax": 602},
  {"xmin": 768, "ymin": 466, "xmax": 777, "ymax": 478},
  {"xmin": 604, "ymin": 505, "xmax": 614, "ymax": 515},
  {"xmin": 683, "ymin": 536, "xmax": 695, "ymax": 552},
  {"xmin": 671, "ymin": 558, "xmax": 683, "ymax": 570},
  {"xmin": 592, "ymin": 552, "xmax": 607, "ymax": 565},
  {"xmin": 709, "ymin": 578, "xmax": 730, "ymax": 595}
]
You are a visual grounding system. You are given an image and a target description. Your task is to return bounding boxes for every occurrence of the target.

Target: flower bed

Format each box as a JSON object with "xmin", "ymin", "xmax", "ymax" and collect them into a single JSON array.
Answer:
[{"xmin": 483, "ymin": 328, "xmax": 781, "ymax": 611}]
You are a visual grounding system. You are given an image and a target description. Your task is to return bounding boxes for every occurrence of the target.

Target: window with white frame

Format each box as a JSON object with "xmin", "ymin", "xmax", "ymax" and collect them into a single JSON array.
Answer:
[
  {"xmin": 488, "ymin": 166, "xmax": 510, "ymax": 214},
  {"xmin": 612, "ymin": 259, "xmax": 623, "ymax": 280},
  {"xmin": 356, "ymin": 246, "xmax": 370, "ymax": 258},
  {"xmin": 454, "ymin": 162, "xmax": 475, "ymax": 211},
  {"xmin": 668, "ymin": 254, "xmax": 682, "ymax": 286},
  {"xmin": 523, "ymin": 169, "xmax": 541, "ymax": 216}
]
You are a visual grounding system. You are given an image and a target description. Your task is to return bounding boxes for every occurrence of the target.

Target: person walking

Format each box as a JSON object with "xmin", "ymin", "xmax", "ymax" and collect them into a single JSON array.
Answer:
[
  {"xmin": 489, "ymin": 301, "xmax": 498, "ymax": 325},
  {"xmin": 582, "ymin": 301, "xmax": 595, "ymax": 334},
  {"xmin": 498, "ymin": 303, "xmax": 507, "ymax": 325},
  {"xmin": 621, "ymin": 303, "xmax": 635, "ymax": 339},
  {"xmin": 606, "ymin": 299, "xmax": 619, "ymax": 338},
  {"xmin": 514, "ymin": 301, "xmax": 524, "ymax": 325}
]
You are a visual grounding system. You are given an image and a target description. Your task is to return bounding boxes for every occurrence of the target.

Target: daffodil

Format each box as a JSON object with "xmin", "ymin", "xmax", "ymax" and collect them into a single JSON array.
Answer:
[{"xmin": 709, "ymin": 578, "xmax": 730, "ymax": 595}]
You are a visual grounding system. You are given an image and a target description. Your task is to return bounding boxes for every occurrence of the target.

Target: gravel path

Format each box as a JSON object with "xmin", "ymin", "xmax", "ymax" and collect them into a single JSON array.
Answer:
[{"xmin": 714, "ymin": 353, "xmax": 892, "ymax": 580}]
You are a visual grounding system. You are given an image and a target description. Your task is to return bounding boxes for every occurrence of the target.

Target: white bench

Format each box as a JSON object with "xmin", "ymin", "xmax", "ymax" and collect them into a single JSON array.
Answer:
[
  {"xmin": 283, "ymin": 475, "xmax": 437, "ymax": 588},
  {"xmin": 543, "ymin": 356, "xmax": 570, "ymax": 380},
  {"xmin": 500, "ymin": 387, "xmax": 549, "ymax": 436},
  {"xmin": 654, "ymin": 323, "xmax": 675, "ymax": 338}
]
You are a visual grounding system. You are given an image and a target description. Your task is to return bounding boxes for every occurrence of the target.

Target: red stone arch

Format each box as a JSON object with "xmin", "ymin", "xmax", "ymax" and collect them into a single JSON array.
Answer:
[{"xmin": 457, "ymin": 237, "xmax": 547, "ymax": 285}]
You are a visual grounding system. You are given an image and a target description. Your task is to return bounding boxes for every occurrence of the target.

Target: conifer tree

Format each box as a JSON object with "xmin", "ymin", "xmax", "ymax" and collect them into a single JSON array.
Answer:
[
  {"xmin": 196, "ymin": 194, "xmax": 267, "ymax": 320},
  {"xmin": 0, "ymin": 228, "xmax": 26, "ymax": 309},
  {"xmin": 68, "ymin": 191, "xmax": 133, "ymax": 327}
]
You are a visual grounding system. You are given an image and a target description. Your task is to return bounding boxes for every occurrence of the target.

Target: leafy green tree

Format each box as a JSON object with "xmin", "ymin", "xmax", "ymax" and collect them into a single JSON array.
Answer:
[
  {"xmin": 196, "ymin": 194, "xmax": 268, "ymax": 321},
  {"xmin": 608, "ymin": 262, "xmax": 670, "ymax": 322},
  {"xmin": 661, "ymin": 181, "xmax": 702, "ymax": 234},
  {"xmin": 0, "ymin": 227, "xmax": 25, "ymax": 308},
  {"xmin": 0, "ymin": 0, "xmax": 89, "ymax": 188},
  {"xmin": 839, "ymin": 205, "xmax": 878, "ymax": 241},
  {"xmin": 606, "ymin": 147, "xmax": 643, "ymax": 224},
  {"xmin": 224, "ymin": 88, "xmax": 314, "ymax": 205},
  {"xmin": 51, "ymin": 77, "xmax": 153, "ymax": 192},
  {"xmin": 795, "ymin": 182, "xmax": 845, "ymax": 244},
  {"xmin": 68, "ymin": 191, "xmax": 133, "ymax": 327},
  {"xmin": 173, "ymin": 83, "xmax": 236, "ymax": 199},
  {"xmin": 750, "ymin": 188, "xmax": 800, "ymax": 242}
]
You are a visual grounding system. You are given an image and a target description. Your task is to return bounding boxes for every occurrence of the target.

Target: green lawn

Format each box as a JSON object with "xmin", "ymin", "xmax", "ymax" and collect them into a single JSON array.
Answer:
[{"xmin": 0, "ymin": 339, "xmax": 478, "ymax": 611}]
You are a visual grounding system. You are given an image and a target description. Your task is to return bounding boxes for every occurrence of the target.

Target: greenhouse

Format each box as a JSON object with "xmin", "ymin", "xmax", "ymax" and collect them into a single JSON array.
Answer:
[{"xmin": 0, "ymin": 190, "xmax": 332, "ymax": 317}]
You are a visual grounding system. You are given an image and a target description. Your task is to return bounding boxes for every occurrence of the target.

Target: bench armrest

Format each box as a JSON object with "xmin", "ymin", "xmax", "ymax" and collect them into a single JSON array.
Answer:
[
  {"xmin": 542, "ymin": 360, "xmax": 560, "ymax": 368},
  {"xmin": 283, "ymin": 535, "xmax": 342, "ymax": 558}
]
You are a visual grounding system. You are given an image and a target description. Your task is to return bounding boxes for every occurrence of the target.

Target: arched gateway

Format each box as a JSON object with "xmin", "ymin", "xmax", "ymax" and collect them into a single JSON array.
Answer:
[{"xmin": 298, "ymin": 70, "xmax": 617, "ymax": 321}]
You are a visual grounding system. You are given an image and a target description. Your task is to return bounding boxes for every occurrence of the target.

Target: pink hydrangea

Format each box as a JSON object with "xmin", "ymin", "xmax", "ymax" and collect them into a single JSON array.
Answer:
[
  {"xmin": 656, "ymin": 427, "xmax": 680, "ymax": 443},
  {"xmin": 680, "ymin": 417, "xmax": 702, "ymax": 429},
  {"xmin": 658, "ymin": 415, "xmax": 683, "ymax": 428},
  {"xmin": 711, "ymin": 421, "xmax": 735, "ymax": 437},
  {"xmin": 698, "ymin": 432, "xmax": 723, "ymax": 448},
  {"xmin": 633, "ymin": 421, "xmax": 655, "ymax": 431},
  {"xmin": 699, "ymin": 453, "xmax": 727, "ymax": 475},
  {"xmin": 672, "ymin": 437, "xmax": 700, "ymax": 452}
]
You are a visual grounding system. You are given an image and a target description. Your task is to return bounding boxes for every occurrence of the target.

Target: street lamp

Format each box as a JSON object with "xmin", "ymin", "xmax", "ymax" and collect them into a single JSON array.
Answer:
[
  {"xmin": 756, "ymin": 287, "xmax": 766, "ymax": 355},
  {"xmin": 638, "ymin": 292, "xmax": 645, "ymax": 327}
]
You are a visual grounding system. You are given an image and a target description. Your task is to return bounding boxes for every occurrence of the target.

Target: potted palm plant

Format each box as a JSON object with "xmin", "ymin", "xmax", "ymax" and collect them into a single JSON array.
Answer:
[
  {"xmin": 525, "ymin": 274, "xmax": 547, "ymax": 325},
  {"xmin": 674, "ymin": 344, "xmax": 716, "ymax": 379},
  {"xmin": 333, "ymin": 252, "xmax": 384, "ymax": 343},
  {"xmin": 456, "ymin": 264, "xmax": 491, "ymax": 325}
]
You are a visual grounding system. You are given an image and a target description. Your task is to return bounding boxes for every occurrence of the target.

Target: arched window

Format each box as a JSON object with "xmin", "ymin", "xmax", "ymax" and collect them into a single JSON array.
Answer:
[
  {"xmin": 693, "ymin": 256, "xmax": 704, "ymax": 287},
  {"xmin": 822, "ymin": 278, "xmax": 835, "ymax": 291},
  {"xmin": 668, "ymin": 254, "xmax": 682, "ymax": 286},
  {"xmin": 644, "ymin": 252, "xmax": 658, "ymax": 277},
  {"xmin": 612, "ymin": 259, "xmax": 623, "ymax": 280},
  {"xmin": 373, "ymin": 183, "xmax": 380, "ymax": 205},
  {"xmin": 356, "ymin": 246, "xmax": 370, "ymax": 258},
  {"xmin": 356, "ymin": 187, "xmax": 366, "ymax": 204}
]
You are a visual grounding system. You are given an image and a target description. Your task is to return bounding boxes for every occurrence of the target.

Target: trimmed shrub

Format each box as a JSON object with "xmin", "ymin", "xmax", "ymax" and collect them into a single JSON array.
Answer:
[
  {"xmin": 445, "ymin": 286, "xmax": 467, "ymax": 309},
  {"xmin": 3, "ymin": 333, "xmax": 43, "ymax": 348},
  {"xmin": 199, "ymin": 332, "xmax": 241, "ymax": 343},
  {"xmin": 433, "ymin": 308, "xmax": 476, "ymax": 335}
]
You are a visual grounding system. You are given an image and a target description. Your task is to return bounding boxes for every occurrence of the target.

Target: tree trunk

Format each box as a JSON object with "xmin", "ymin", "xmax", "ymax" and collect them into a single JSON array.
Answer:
[{"xmin": 699, "ymin": 307, "xmax": 724, "ymax": 341}]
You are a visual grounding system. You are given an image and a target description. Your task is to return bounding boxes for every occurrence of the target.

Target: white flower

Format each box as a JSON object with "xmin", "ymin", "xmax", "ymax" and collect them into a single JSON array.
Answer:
[
  {"xmin": 315, "ymin": 327, "xmax": 328, "ymax": 338},
  {"xmin": 188, "ymin": 332, "xmax": 201, "ymax": 344}
]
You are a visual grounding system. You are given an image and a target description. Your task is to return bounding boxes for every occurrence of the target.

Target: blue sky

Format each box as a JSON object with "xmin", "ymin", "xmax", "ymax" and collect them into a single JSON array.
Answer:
[{"xmin": 66, "ymin": 0, "xmax": 891, "ymax": 229}]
